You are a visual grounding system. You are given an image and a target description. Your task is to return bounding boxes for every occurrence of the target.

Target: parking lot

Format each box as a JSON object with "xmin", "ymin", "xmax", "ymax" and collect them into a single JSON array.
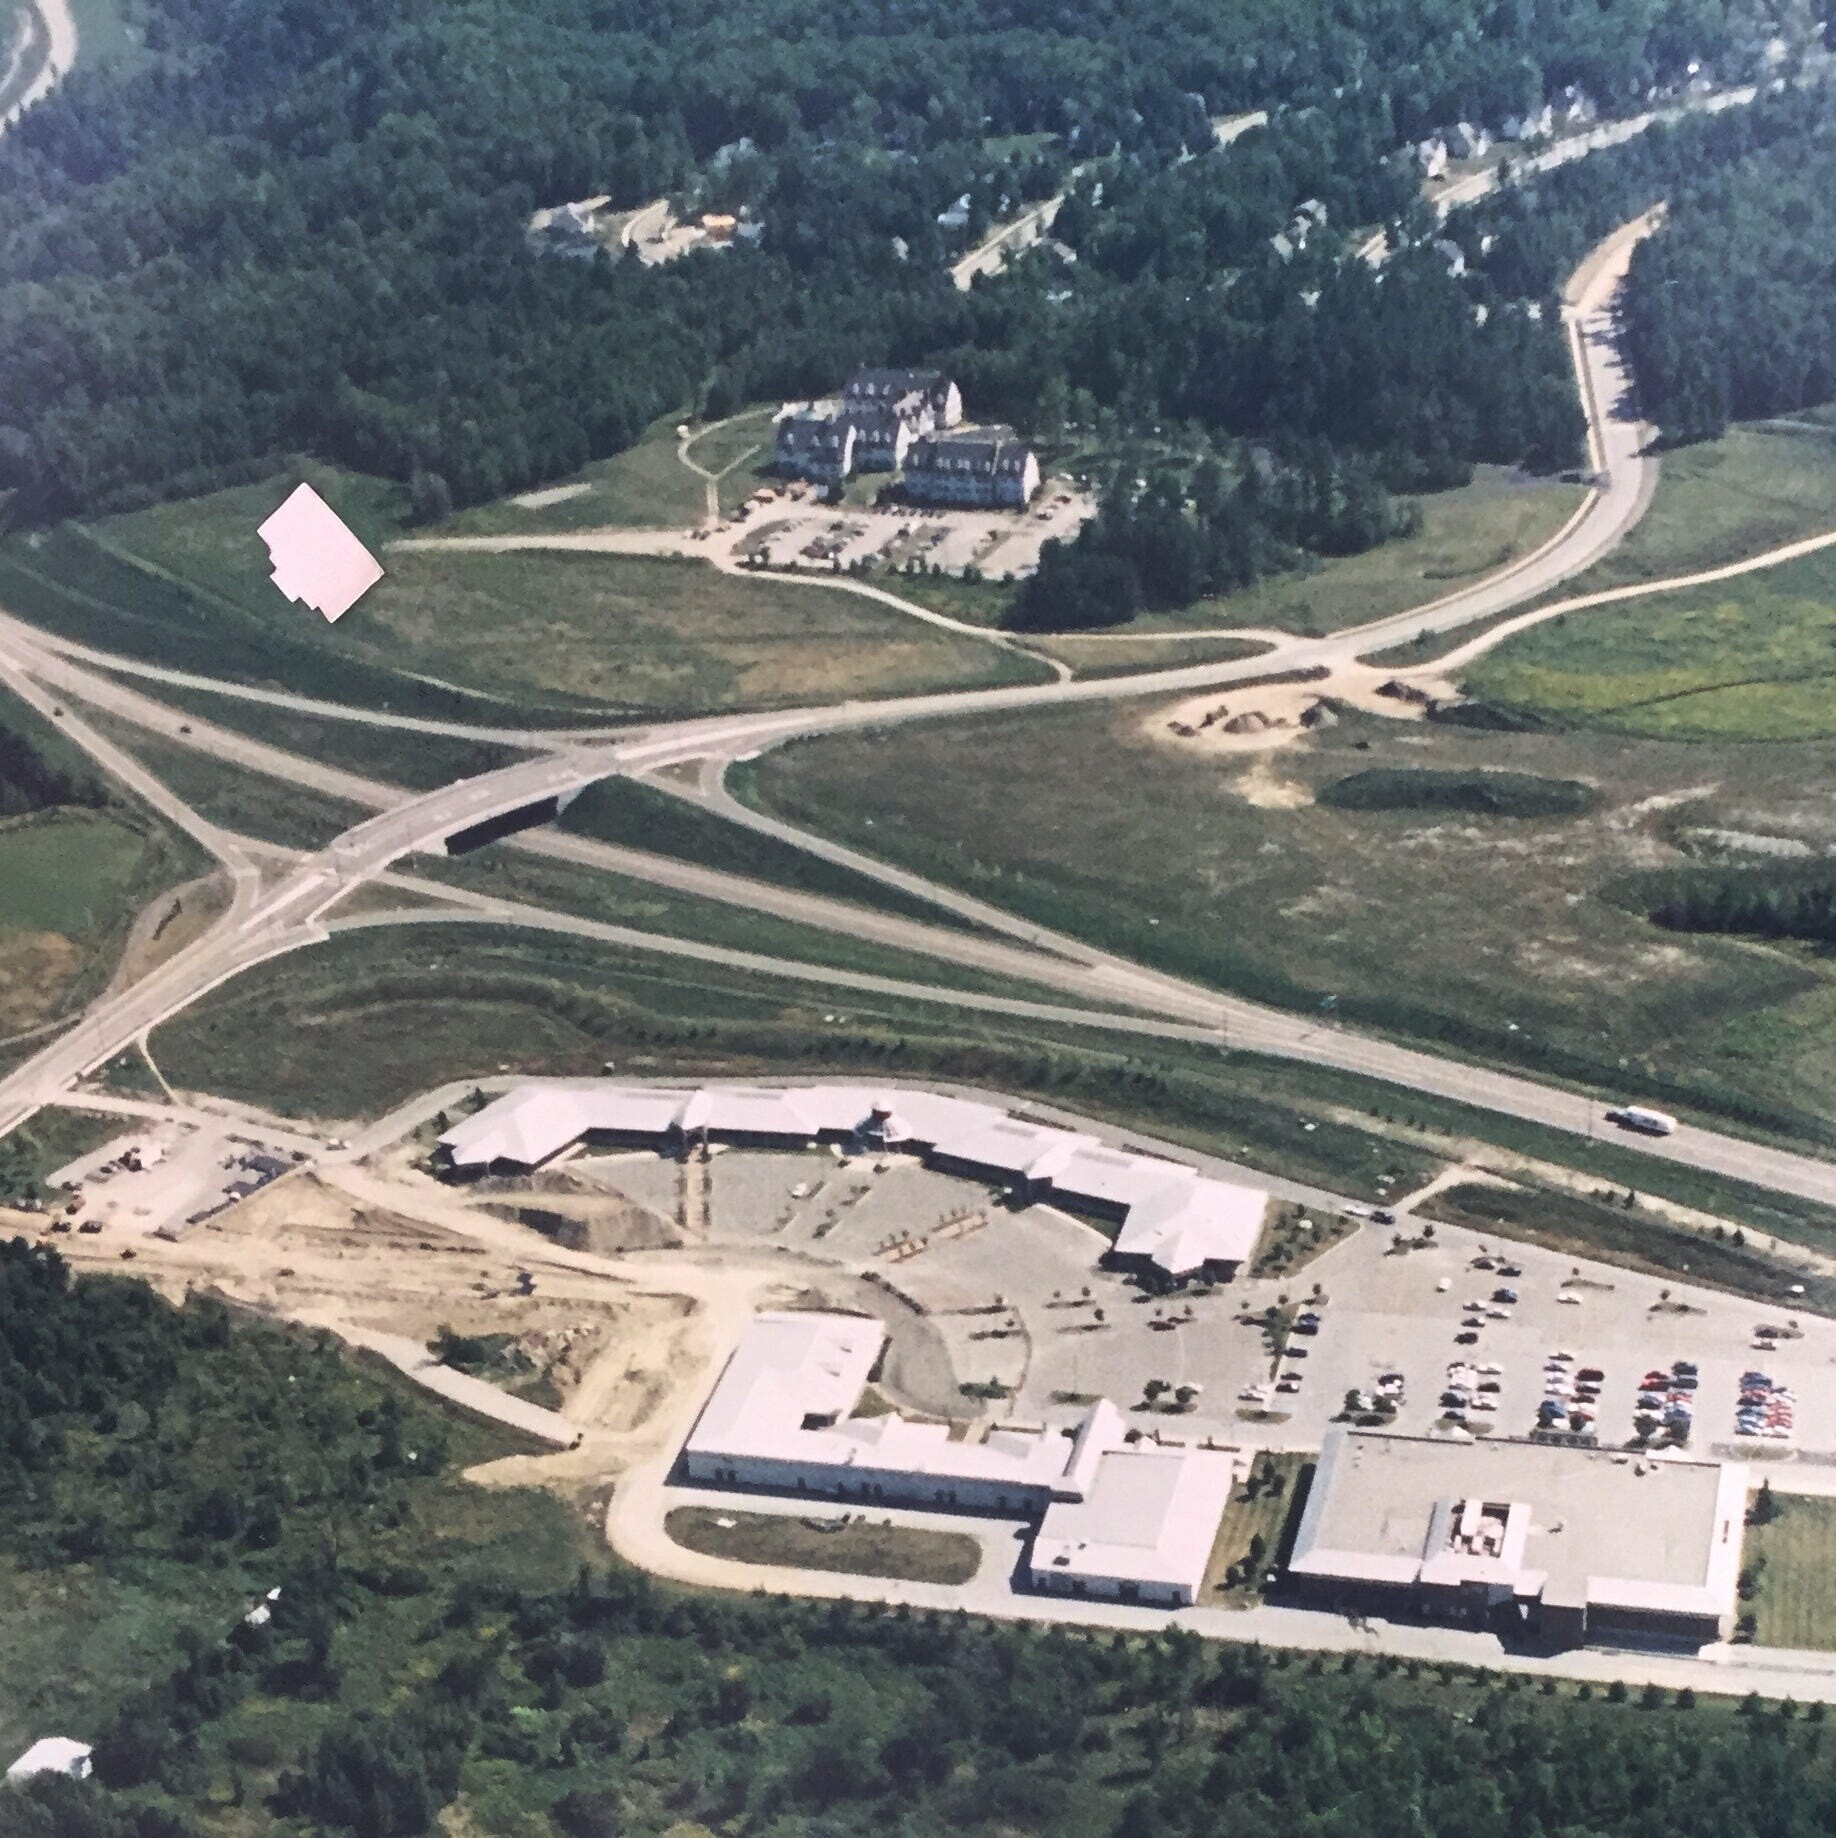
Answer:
[
  {"xmin": 584, "ymin": 1144, "xmax": 1836, "ymax": 1460},
  {"xmin": 718, "ymin": 484, "xmax": 1093, "ymax": 582},
  {"xmin": 43, "ymin": 1120, "xmax": 309, "ymax": 1241}
]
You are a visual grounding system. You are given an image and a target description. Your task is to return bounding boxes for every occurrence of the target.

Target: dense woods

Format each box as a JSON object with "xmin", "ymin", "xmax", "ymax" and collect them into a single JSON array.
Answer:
[
  {"xmin": 1463, "ymin": 88, "xmax": 1836, "ymax": 443},
  {"xmin": 1634, "ymin": 864, "xmax": 1836, "ymax": 944},
  {"xmin": 12, "ymin": 1240, "xmax": 1836, "ymax": 1836},
  {"xmin": 0, "ymin": 698, "xmax": 107, "ymax": 817},
  {"xmin": 0, "ymin": 0, "xmax": 1810, "ymax": 525}
]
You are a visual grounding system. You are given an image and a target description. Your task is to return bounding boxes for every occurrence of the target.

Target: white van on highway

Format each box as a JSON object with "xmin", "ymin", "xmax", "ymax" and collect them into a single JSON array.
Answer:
[{"xmin": 1608, "ymin": 1104, "xmax": 1678, "ymax": 1137}]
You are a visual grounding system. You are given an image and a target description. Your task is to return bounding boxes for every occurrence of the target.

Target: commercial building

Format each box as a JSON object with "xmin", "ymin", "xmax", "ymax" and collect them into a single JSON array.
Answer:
[
  {"xmin": 1287, "ymin": 1429, "xmax": 1747, "ymax": 1648},
  {"xmin": 437, "ymin": 1080, "xmax": 1266, "ymax": 1284},
  {"xmin": 683, "ymin": 1311, "xmax": 1240, "ymax": 1605},
  {"xmin": 903, "ymin": 426, "xmax": 1041, "ymax": 509}
]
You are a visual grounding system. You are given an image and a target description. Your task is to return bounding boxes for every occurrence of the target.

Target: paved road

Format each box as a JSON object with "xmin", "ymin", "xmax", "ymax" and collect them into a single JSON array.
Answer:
[
  {"xmin": 7, "ymin": 221, "xmax": 1836, "ymax": 1220},
  {"xmin": 0, "ymin": 0, "xmax": 74, "ymax": 131}
]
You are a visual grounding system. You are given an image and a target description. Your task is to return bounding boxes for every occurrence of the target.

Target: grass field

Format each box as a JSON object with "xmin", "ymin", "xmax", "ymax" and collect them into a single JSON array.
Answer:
[
  {"xmin": 1556, "ymin": 423, "xmax": 1836, "ymax": 596},
  {"xmin": 121, "ymin": 679, "xmax": 533, "ymax": 791},
  {"xmin": 1468, "ymin": 547, "xmax": 1836, "ymax": 742},
  {"xmin": 0, "ymin": 809, "xmax": 190, "ymax": 1037},
  {"xmin": 446, "ymin": 414, "xmax": 715, "ymax": 534},
  {"xmin": 80, "ymin": 712, "xmax": 377, "ymax": 849},
  {"xmin": 741, "ymin": 701, "xmax": 1836, "ymax": 1144},
  {"xmin": 1744, "ymin": 1493, "xmax": 1836, "ymax": 1650},
  {"xmin": 60, "ymin": 479, "xmax": 1046, "ymax": 714},
  {"xmin": 0, "ymin": 809, "xmax": 147, "ymax": 932},
  {"xmin": 1140, "ymin": 467, "xmax": 1585, "ymax": 638},
  {"xmin": 664, "ymin": 1506, "xmax": 983, "ymax": 1585},
  {"xmin": 412, "ymin": 843, "xmax": 1075, "ymax": 1004},
  {"xmin": 557, "ymin": 776, "xmax": 990, "ymax": 933},
  {"xmin": 345, "ymin": 550, "xmax": 1046, "ymax": 711}
]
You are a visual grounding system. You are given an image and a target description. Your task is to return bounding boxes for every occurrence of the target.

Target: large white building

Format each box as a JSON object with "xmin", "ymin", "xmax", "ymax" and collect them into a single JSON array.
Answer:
[
  {"xmin": 683, "ymin": 1310, "xmax": 1240, "ymax": 1605},
  {"xmin": 7, "ymin": 1738, "xmax": 93, "ymax": 1784},
  {"xmin": 1288, "ymin": 1429, "xmax": 1748, "ymax": 1648},
  {"xmin": 438, "ymin": 1080, "xmax": 1266, "ymax": 1283}
]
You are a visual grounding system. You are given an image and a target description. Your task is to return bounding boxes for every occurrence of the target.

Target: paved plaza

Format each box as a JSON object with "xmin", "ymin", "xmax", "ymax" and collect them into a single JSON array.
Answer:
[{"xmin": 578, "ymin": 1142, "xmax": 1836, "ymax": 1464}]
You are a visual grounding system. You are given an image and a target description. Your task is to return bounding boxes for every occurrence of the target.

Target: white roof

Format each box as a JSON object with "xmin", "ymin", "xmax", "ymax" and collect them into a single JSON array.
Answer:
[
  {"xmin": 1033, "ymin": 1444, "xmax": 1238, "ymax": 1593},
  {"xmin": 256, "ymin": 483, "xmax": 384, "ymax": 624},
  {"xmin": 687, "ymin": 1311, "xmax": 1129, "ymax": 1500},
  {"xmin": 680, "ymin": 1086, "xmax": 825, "ymax": 1137},
  {"xmin": 1111, "ymin": 1175, "xmax": 1268, "ymax": 1276},
  {"xmin": 686, "ymin": 1311, "xmax": 884, "ymax": 1461},
  {"xmin": 927, "ymin": 1114, "xmax": 1094, "ymax": 1181},
  {"xmin": 1290, "ymin": 1429, "xmax": 1748, "ymax": 1621},
  {"xmin": 1047, "ymin": 1142, "xmax": 1188, "ymax": 1211},
  {"xmin": 8, "ymin": 1738, "xmax": 93, "ymax": 1780},
  {"xmin": 438, "ymin": 1083, "xmax": 697, "ymax": 1169},
  {"xmin": 440, "ymin": 1082, "xmax": 1265, "ymax": 1273}
]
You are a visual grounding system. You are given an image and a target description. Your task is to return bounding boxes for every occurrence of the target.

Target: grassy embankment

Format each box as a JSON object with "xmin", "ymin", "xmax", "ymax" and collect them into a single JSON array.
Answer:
[
  {"xmin": 738, "ymin": 700, "xmax": 1836, "ymax": 1153},
  {"xmin": 1470, "ymin": 546, "xmax": 1836, "ymax": 743},
  {"xmin": 0, "ymin": 464, "xmax": 1046, "ymax": 728},
  {"xmin": 555, "ymin": 776, "xmax": 993, "ymax": 936}
]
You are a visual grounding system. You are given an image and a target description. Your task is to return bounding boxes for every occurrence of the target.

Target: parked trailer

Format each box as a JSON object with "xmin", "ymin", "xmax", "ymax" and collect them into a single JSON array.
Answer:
[{"xmin": 1609, "ymin": 1105, "xmax": 1679, "ymax": 1137}]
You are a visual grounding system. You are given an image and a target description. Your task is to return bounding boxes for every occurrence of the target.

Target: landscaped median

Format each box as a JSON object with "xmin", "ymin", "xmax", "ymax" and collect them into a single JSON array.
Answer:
[{"xmin": 664, "ymin": 1505, "xmax": 984, "ymax": 1586}]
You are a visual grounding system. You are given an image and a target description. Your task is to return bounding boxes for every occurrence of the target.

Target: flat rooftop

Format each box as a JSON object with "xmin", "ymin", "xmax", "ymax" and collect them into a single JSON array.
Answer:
[{"xmin": 1291, "ymin": 1430, "xmax": 1746, "ymax": 1618}]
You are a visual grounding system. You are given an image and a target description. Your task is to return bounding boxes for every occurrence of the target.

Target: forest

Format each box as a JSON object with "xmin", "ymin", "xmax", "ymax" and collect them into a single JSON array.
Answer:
[
  {"xmin": 0, "ymin": 0, "xmax": 1809, "ymax": 528},
  {"xmin": 1631, "ymin": 863, "xmax": 1836, "ymax": 944},
  {"xmin": 11, "ymin": 1239, "xmax": 1836, "ymax": 1838},
  {"xmin": 1463, "ymin": 87, "xmax": 1836, "ymax": 443},
  {"xmin": 0, "ymin": 697, "xmax": 107, "ymax": 817}
]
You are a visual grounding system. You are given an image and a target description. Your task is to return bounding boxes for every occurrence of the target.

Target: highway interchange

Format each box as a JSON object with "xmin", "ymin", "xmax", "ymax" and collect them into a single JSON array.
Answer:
[{"xmin": 6, "ymin": 213, "xmax": 1836, "ymax": 1224}]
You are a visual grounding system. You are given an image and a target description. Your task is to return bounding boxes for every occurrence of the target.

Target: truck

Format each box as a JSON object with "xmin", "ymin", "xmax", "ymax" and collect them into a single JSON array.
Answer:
[{"xmin": 1608, "ymin": 1104, "xmax": 1678, "ymax": 1137}]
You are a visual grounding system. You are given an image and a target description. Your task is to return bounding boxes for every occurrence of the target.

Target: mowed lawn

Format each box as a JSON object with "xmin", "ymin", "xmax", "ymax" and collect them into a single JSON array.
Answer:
[
  {"xmin": 744, "ymin": 702, "xmax": 1836, "ymax": 1134},
  {"xmin": 0, "ymin": 812, "xmax": 147, "ymax": 933},
  {"xmin": 1135, "ymin": 466, "xmax": 1584, "ymax": 637},
  {"xmin": 1745, "ymin": 1494, "xmax": 1836, "ymax": 1650},
  {"xmin": 1469, "ymin": 547, "xmax": 1836, "ymax": 741},
  {"xmin": 87, "ymin": 471, "xmax": 1044, "ymax": 713}
]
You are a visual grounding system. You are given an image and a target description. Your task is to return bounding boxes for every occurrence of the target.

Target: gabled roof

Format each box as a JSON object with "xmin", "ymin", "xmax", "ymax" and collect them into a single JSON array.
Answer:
[
  {"xmin": 1033, "ymin": 1444, "xmax": 1238, "ymax": 1590},
  {"xmin": 1111, "ymin": 1176, "xmax": 1267, "ymax": 1275},
  {"xmin": 926, "ymin": 1114, "xmax": 1093, "ymax": 1180}
]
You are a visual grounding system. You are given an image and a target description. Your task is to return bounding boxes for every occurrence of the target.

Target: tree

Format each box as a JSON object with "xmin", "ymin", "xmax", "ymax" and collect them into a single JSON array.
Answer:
[{"xmin": 408, "ymin": 469, "xmax": 454, "ymax": 525}]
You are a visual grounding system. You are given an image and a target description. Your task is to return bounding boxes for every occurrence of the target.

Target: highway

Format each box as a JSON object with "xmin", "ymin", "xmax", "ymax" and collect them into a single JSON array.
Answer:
[{"xmin": 6, "ymin": 215, "xmax": 1836, "ymax": 1219}]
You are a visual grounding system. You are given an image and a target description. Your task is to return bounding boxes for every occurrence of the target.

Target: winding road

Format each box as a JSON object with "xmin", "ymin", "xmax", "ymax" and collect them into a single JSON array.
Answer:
[{"xmin": 2, "ymin": 181, "xmax": 1834, "ymax": 1234}]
